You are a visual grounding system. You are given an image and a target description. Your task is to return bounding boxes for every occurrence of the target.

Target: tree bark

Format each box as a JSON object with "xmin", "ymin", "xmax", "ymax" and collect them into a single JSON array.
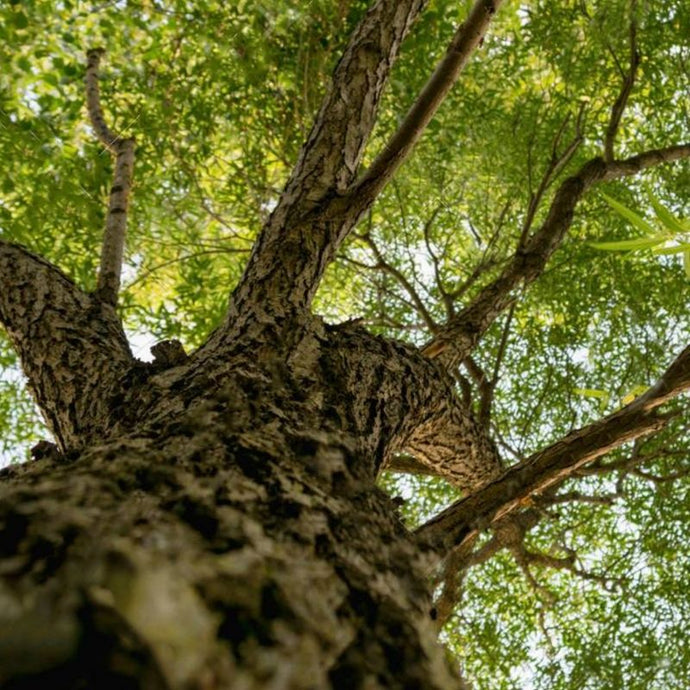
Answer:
[
  {"xmin": 0, "ymin": 324, "xmax": 465, "ymax": 688},
  {"xmin": 2, "ymin": 0, "xmax": 689, "ymax": 685}
]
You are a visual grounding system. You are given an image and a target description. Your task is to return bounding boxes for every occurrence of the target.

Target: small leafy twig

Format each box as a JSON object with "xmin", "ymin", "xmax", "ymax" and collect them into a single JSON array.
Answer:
[{"xmin": 604, "ymin": 1, "xmax": 640, "ymax": 163}]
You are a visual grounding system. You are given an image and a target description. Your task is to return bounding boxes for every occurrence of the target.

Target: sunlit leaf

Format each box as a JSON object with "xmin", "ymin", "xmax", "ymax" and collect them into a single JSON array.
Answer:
[
  {"xmin": 648, "ymin": 191, "xmax": 688, "ymax": 235},
  {"xmin": 600, "ymin": 192, "xmax": 657, "ymax": 236},
  {"xmin": 589, "ymin": 236, "xmax": 667, "ymax": 251}
]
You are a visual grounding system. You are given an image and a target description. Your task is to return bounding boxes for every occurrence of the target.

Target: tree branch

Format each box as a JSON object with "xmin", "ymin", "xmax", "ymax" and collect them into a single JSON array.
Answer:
[
  {"xmin": 209, "ymin": 0, "xmax": 429, "ymax": 335},
  {"xmin": 212, "ymin": 0, "xmax": 503, "ymax": 340},
  {"xmin": 351, "ymin": 0, "xmax": 504, "ymax": 208},
  {"xmin": 420, "ymin": 143, "xmax": 690, "ymax": 365},
  {"xmin": 518, "ymin": 105, "xmax": 586, "ymax": 248},
  {"xmin": 604, "ymin": 2, "xmax": 639, "ymax": 163},
  {"xmin": 357, "ymin": 230, "xmax": 439, "ymax": 332},
  {"xmin": 0, "ymin": 242, "xmax": 134, "ymax": 449},
  {"xmin": 279, "ymin": 0, "xmax": 428, "ymax": 206},
  {"xmin": 415, "ymin": 339, "xmax": 690, "ymax": 557},
  {"xmin": 85, "ymin": 49, "xmax": 136, "ymax": 307}
]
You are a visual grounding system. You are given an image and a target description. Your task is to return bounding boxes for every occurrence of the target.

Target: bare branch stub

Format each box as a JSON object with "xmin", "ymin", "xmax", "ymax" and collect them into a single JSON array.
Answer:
[{"xmin": 85, "ymin": 48, "xmax": 136, "ymax": 307}]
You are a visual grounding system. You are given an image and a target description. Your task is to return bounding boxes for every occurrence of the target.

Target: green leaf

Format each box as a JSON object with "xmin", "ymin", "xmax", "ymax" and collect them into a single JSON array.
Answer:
[
  {"xmin": 647, "ymin": 191, "xmax": 687, "ymax": 234},
  {"xmin": 683, "ymin": 250, "xmax": 690, "ymax": 279},
  {"xmin": 574, "ymin": 388, "xmax": 609, "ymax": 399},
  {"xmin": 600, "ymin": 192, "xmax": 657, "ymax": 236},
  {"xmin": 589, "ymin": 236, "xmax": 667, "ymax": 251},
  {"xmin": 651, "ymin": 243, "xmax": 690, "ymax": 255},
  {"xmin": 620, "ymin": 385, "xmax": 648, "ymax": 406},
  {"xmin": 12, "ymin": 12, "xmax": 28, "ymax": 29},
  {"xmin": 16, "ymin": 56, "xmax": 31, "ymax": 73}
]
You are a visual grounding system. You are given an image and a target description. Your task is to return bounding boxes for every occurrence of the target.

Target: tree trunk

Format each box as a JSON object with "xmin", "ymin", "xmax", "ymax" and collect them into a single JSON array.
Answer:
[
  {"xmin": 0, "ymin": 309, "xmax": 475, "ymax": 689},
  {"xmin": 4, "ymin": 1, "xmax": 687, "ymax": 685}
]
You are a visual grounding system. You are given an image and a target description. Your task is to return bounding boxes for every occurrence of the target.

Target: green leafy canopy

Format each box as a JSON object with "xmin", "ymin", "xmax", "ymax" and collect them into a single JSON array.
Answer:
[{"xmin": 1, "ymin": 1, "xmax": 689, "ymax": 688}]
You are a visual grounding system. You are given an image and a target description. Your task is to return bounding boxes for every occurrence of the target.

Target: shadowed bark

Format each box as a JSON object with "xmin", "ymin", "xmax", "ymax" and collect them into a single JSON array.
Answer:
[
  {"xmin": 0, "ymin": 242, "xmax": 133, "ymax": 449},
  {"xmin": 1, "ymin": 1, "xmax": 689, "ymax": 687}
]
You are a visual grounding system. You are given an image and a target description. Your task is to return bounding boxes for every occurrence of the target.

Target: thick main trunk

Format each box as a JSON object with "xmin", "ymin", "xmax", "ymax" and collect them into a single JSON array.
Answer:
[
  {"xmin": 0, "ymin": 238, "xmax": 502, "ymax": 688},
  {"xmin": 0, "ymin": 375, "xmax": 458, "ymax": 689}
]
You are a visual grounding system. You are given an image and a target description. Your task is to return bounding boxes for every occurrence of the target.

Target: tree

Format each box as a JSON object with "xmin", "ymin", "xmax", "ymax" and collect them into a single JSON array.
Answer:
[{"xmin": 0, "ymin": 0, "xmax": 688, "ymax": 687}]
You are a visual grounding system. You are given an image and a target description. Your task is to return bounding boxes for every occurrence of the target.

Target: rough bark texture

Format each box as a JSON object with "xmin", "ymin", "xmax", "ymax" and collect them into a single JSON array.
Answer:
[
  {"xmin": 0, "ymin": 335, "xmax": 463, "ymax": 689},
  {"xmin": 0, "ymin": 265, "xmax": 500, "ymax": 687},
  {"xmin": 0, "ymin": 242, "xmax": 133, "ymax": 449},
  {"xmin": 2, "ymin": 0, "xmax": 689, "ymax": 686}
]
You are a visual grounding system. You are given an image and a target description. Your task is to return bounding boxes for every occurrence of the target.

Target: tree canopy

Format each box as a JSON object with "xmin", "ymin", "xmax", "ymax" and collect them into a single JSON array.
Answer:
[{"xmin": 1, "ymin": 0, "xmax": 689, "ymax": 687}]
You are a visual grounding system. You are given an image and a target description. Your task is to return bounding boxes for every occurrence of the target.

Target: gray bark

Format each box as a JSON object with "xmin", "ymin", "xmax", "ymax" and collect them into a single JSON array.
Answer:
[
  {"xmin": 0, "ymin": 248, "xmax": 500, "ymax": 687},
  {"xmin": 0, "ymin": 324, "xmax": 466, "ymax": 688}
]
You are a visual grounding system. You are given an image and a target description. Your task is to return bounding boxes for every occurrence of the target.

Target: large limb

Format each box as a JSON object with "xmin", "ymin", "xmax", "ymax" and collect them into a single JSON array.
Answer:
[
  {"xmin": 222, "ymin": 0, "xmax": 427, "ymax": 326},
  {"xmin": 349, "ymin": 0, "xmax": 504, "ymax": 215},
  {"xmin": 415, "ymin": 341, "xmax": 690, "ymax": 557},
  {"xmin": 217, "ymin": 0, "xmax": 502, "ymax": 339},
  {"xmin": 0, "ymin": 242, "xmax": 133, "ymax": 449},
  {"xmin": 421, "ymin": 143, "xmax": 690, "ymax": 366}
]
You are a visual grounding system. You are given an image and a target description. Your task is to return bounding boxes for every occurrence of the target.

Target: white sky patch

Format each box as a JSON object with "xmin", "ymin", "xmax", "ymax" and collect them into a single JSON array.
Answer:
[{"xmin": 127, "ymin": 330, "xmax": 158, "ymax": 362}]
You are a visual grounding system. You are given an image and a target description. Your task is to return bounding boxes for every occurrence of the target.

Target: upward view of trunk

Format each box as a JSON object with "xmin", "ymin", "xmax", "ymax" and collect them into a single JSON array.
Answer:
[
  {"xmin": 0, "ymin": 265, "xmax": 484, "ymax": 687},
  {"xmin": 1, "ymin": 0, "xmax": 689, "ymax": 687}
]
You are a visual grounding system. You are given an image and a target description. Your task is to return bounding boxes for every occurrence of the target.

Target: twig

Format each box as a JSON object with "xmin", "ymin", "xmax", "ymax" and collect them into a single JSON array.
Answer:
[
  {"xmin": 358, "ymin": 232, "xmax": 439, "ymax": 332},
  {"xmin": 518, "ymin": 104, "xmax": 586, "ymax": 248},
  {"xmin": 421, "ymin": 205, "xmax": 455, "ymax": 317},
  {"xmin": 604, "ymin": 1, "xmax": 640, "ymax": 163},
  {"xmin": 85, "ymin": 49, "xmax": 136, "ymax": 307},
  {"xmin": 123, "ymin": 248, "xmax": 250, "ymax": 291},
  {"xmin": 420, "ymin": 143, "xmax": 690, "ymax": 366}
]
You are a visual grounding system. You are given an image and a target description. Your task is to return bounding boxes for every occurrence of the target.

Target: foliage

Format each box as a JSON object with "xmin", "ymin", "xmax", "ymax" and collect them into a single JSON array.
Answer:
[{"xmin": 1, "ymin": 0, "xmax": 689, "ymax": 687}]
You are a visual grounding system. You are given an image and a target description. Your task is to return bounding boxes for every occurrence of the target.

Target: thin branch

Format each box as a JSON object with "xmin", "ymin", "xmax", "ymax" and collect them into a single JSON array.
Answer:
[
  {"xmin": 420, "ymin": 205, "xmax": 452, "ymax": 313},
  {"xmin": 433, "ymin": 509, "xmax": 541, "ymax": 628},
  {"xmin": 518, "ymin": 104, "xmax": 586, "ymax": 248},
  {"xmin": 351, "ymin": 0, "xmax": 504, "ymax": 209},
  {"xmin": 359, "ymin": 232, "xmax": 439, "ymax": 332},
  {"xmin": 490, "ymin": 301, "xmax": 515, "ymax": 386},
  {"xmin": 521, "ymin": 547, "xmax": 622, "ymax": 591},
  {"xmin": 463, "ymin": 356, "xmax": 492, "ymax": 426},
  {"xmin": 420, "ymin": 143, "xmax": 690, "ymax": 366},
  {"xmin": 415, "ymin": 337, "xmax": 690, "ymax": 556},
  {"xmin": 85, "ymin": 48, "xmax": 120, "ymax": 151},
  {"xmin": 632, "ymin": 466, "xmax": 690, "ymax": 484},
  {"xmin": 536, "ymin": 491, "xmax": 619, "ymax": 507},
  {"xmin": 85, "ymin": 49, "xmax": 136, "ymax": 307},
  {"xmin": 604, "ymin": 2, "xmax": 640, "ymax": 163},
  {"xmin": 123, "ymin": 248, "xmax": 250, "ymax": 291},
  {"xmin": 474, "ymin": 302, "xmax": 515, "ymax": 427}
]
